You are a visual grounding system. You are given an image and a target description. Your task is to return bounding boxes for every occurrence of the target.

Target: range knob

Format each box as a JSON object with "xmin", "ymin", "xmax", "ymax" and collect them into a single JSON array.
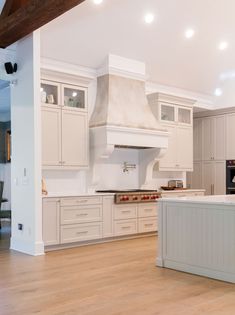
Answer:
[{"xmin": 133, "ymin": 196, "xmax": 138, "ymax": 201}]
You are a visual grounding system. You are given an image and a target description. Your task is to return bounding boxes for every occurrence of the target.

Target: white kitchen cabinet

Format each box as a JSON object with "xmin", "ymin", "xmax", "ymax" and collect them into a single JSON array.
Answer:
[
  {"xmin": 202, "ymin": 161, "xmax": 226, "ymax": 195},
  {"xmin": 42, "ymin": 108, "xmax": 88, "ymax": 169},
  {"xmin": 62, "ymin": 84, "xmax": 87, "ymax": 112},
  {"xmin": 177, "ymin": 126, "xmax": 193, "ymax": 170},
  {"xmin": 202, "ymin": 116, "xmax": 225, "ymax": 161},
  {"xmin": 41, "ymin": 80, "xmax": 87, "ymax": 112},
  {"xmin": 43, "ymin": 198, "xmax": 60, "ymax": 246},
  {"xmin": 226, "ymin": 113, "xmax": 235, "ymax": 159},
  {"xmin": 42, "ymin": 106, "xmax": 61, "ymax": 166},
  {"xmin": 41, "ymin": 79, "xmax": 88, "ymax": 169},
  {"xmin": 193, "ymin": 118, "xmax": 203, "ymax": 161},
  {"xmin": 186, "ymin": 162, "xmax": 203, "ymax": 189},
  {"xmin": 159, "ymin": 125, "xmax": 193, "ymax": 171},
  {"xmin": 61, "ymin": 111, "xmax": 88, "ymax": 167},
  {"xmin": 103, "ymin": 196, "xmax": 114, "ymax": 238}
]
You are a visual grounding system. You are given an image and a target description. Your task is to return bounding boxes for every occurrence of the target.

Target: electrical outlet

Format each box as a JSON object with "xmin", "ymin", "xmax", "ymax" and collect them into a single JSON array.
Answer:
[{"xmin": 18, "ymin": 223, "xmax": 23, "ymax": 231}]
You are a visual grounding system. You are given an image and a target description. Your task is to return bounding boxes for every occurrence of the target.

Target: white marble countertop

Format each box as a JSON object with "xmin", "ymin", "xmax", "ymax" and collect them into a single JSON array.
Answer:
[
  {"xmin": 160, "ymin": 189, "xmax": 205, "ymax": 194},
  {"xmin": 159, "ymin": 194, "xmax": 235, "ymax": 205},
  {"xmin": 42, "ymin": 192, "xmax": 115, "ymax": 198}
]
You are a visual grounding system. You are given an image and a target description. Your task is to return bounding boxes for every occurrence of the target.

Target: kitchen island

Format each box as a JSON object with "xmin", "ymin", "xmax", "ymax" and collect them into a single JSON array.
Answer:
[{"xmin": 157, "ymin": 195, "xmax": 235, "ymax": 283}]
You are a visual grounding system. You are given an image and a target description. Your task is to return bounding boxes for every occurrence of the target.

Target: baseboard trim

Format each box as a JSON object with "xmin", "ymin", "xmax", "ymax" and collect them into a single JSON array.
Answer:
[{"xmin": 10, "ymin": 237, "xmax": 45, "ymax": 256}]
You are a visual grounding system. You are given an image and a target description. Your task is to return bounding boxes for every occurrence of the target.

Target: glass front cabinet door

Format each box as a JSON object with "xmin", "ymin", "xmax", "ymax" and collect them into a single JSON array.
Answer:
[
  {"xmin": 40, "ymin": 80, "xmax": 60, "ymax": 107},
  {"xmin": 178, "ymin": 107, "xmax": 192, "ymax": 125},
  {"xmin": 62, "ymin": 84, "xmax": 87, "ymax": 111},
  {"xmin": 160, "ymin": 103, "xmax": 175, "ymax": 123}
]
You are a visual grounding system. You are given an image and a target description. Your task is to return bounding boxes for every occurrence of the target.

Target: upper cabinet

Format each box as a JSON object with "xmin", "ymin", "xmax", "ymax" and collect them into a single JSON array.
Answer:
[
  {"xmin": 226, "ymin": 113, "xmax": 235, "ymax": 160},
  {"xmin": 41, "ymin": 80, "xmax": 87, "ymax": 112},
  {"xmin": 41, "ymin": 78, "xmax": 89, "ymax": 170},
  {"xmin": 160, "ymin": 103, "xmax": 192, "ymax": 126},
  {"xmin": 202, "ymin": 115, "xmax": 225, "ymax": 161},
  {"xmin": 148, "ymin": 93, "xmax": 195, "ymax": 171}
]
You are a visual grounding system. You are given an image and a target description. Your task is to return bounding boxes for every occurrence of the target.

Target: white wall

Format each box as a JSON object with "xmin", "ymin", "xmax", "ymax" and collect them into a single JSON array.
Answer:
[
  {"xmin": 42, "ymin": 170, "xmax": 87, "ymax": 194},
  {"xmin": 96, "ymin": 148, "xmax": 139, "ymax": 190},
  {"xmin": 0, "ymin": 163, "xmax": 11, "ymax": 210},
  {"xmin": 10, "ymin": 31, "xmax": 43, "ymax": 256}
]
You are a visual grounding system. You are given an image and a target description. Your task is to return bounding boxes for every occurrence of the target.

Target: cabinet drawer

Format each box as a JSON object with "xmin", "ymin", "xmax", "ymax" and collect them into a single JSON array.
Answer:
[
  {"xmin": 113, "ymin": 205, "xmax": 137, "ymax": 220},
  {"xmin": 138, "ymin": 203, "xmax": 157, "ymax": 218},
  {"xmin": 60, "ymin": 196, "xmax": 102, "ymax": 207},
  {"xmin": 61, "ymin": 205, "xmax": 102, "ymax": 225},
  {"xmin": 61, "ymin": 222, "xmax": 102, "ymax": 243},
  {"xmin": 138, "ymin": 218, "xmax": 157, "ymax": 233},
  {"xmin": 114, "ymin": 219, "xmax": 137, "ymax": 236}
]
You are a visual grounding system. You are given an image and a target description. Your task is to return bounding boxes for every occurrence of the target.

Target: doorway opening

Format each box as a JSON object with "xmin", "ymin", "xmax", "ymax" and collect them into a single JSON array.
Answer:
[{"xmin": 0, "ymin": 79, "xmax": 11, "ymax": 251}]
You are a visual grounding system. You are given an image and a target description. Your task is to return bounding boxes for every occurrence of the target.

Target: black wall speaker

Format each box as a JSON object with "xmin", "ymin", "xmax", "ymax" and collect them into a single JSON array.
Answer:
[{"xmin": 4, "ymin": 62, "xmax": 17, "ymax": 74}]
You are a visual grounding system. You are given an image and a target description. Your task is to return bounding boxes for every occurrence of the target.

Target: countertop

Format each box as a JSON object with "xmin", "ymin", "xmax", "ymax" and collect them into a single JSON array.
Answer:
[
  {"xmin": 160, "ymin": 189, "xmax": 205, "ymax": 194},
  {"xmin": 42, "ymin": 192, "xmax": 115, "ymax": 198},
  {"xmin": 42, "ymin": 189, "xmax": 205, "ymax": 199},
  {"xmin": 159, "ymin": 194, "xmax": 235, "ymax": 205}
]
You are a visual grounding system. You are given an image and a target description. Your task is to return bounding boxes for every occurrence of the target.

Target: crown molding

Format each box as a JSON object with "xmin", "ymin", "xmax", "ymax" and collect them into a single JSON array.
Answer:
[
  {"xmin": 41, "ymin": 57, "xmax": 97, "ymax": 86},
  {"xmin": 146, "ymin": 81, "xmax": 214, "ymax": 110}
]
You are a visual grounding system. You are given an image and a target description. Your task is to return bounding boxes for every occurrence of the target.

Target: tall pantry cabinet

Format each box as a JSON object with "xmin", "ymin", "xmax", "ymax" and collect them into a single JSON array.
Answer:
[
  {"xmin": 188, "ymin": 115, "xmax": 226, "ymax": 195},
  {"xmin": 41, "ymin": 79, "xmax": 88, "ymax": 169}
]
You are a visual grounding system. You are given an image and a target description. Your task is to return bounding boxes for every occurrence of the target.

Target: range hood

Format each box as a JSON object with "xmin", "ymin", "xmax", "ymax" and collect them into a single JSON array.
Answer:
[
  {"xmin": 89, "ymin": 55, "xmax": 169, "ymax": 191},
  {"xmin": 90, "ymin": 55, "xmax": 169, "ymax": 153}
]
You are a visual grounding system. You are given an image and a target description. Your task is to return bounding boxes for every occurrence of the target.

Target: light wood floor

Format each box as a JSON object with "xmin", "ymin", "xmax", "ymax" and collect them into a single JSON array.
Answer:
[{"xmin": 1, "ymin": 236, "xmax": 235, "ymax": 315}]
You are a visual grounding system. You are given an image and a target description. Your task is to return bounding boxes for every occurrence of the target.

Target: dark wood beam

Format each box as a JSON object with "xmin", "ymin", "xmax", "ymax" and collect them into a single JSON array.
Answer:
[
  {"xmin": 0, "ymin": 0, "xmax": 14, "ymax": 19},
  {"xmin": 0, "ymin": 0, "xmax": 85, "ymax": 48}
]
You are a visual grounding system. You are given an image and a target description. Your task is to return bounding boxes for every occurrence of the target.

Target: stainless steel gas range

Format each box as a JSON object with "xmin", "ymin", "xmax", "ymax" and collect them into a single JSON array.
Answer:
[{"xmin": 96, "ymin": 189, "xmax": 161, "ymax": 204}]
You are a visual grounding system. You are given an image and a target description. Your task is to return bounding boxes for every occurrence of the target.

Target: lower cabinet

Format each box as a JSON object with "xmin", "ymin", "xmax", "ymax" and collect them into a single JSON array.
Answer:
[
  {"xmin": 113, "ymin": 202, "xmax": 158, "ymax": 236},
  {"xmin": 42, "ymin": 198, "xmax": 60, "ymax": 246},
  {"xmin": 61, "ymin": 222, "xmax": 102, "ymax": 243},
  {"xmin": 42, "ymin": 197, "xmax": 158, "ymax": 249}
]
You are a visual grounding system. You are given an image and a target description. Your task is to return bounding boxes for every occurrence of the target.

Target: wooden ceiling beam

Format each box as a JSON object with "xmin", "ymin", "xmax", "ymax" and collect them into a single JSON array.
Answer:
[{"xmin": 0, "ymin": 0, "xmax": 85, "ymax": 48}]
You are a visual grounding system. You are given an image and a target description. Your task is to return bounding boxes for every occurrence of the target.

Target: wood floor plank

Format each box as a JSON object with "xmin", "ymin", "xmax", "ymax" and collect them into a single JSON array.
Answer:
[{"xmin": 0, "ymin": 236, "xmax": 235, "ymax": 315}]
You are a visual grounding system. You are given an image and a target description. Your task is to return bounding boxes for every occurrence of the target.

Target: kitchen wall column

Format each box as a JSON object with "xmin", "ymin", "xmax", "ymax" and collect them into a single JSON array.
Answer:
[{"xmin": 10, "ymin": 31, "xmax": 44, "ymax": 255}]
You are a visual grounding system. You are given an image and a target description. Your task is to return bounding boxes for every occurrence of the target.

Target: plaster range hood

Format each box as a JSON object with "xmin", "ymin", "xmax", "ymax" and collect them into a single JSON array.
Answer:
[
  {"xmin": 89, "ymin": 55, "xmax": 169, "ymax": 190},
  {"xmin": 90, "ymin": 55, "xmax": 169, "ymax": 156}
]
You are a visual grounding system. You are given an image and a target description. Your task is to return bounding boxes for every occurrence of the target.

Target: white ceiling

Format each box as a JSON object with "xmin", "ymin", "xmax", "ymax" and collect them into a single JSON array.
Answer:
[{"xmin": 40, "ymin": 0, "xmax": 235, "ymax": 101}]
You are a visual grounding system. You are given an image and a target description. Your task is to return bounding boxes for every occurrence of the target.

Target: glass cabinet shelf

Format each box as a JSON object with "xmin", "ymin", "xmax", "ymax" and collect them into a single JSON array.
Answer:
[
  {"xmin": 161, "ymin": 104, "xmax": 175, "ymax": 122},
  {"xmin": 62, "ymin": 85, "xmax": 86, "ymax": 110},
  {"xmin": 40, "ymin": 81, "xmax": 59, "ymax": 105},
  {"xmin": 178, "ymin": 107, "xmax": 191, "ymax": 124}
]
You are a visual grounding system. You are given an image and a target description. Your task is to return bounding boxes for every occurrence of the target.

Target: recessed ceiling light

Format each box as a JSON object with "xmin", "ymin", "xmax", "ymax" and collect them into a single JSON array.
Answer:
[
  {"xmin": 93, "ymin": 0, "xmax": 103, "ymax": 4},
  {"xmin": 144, "ymin": 13, "xmax": 155, "ymax": 24},
  {"xmin": 218, "ymin": 41, "xmax": 228, "ymax": 51},
  {"xmin": 214, "ymin": 88, "xmax": 223, "ymax": 96},
  {"xmin": 185, "ymin": 29, "xmax": 195, "ymax": 39}
]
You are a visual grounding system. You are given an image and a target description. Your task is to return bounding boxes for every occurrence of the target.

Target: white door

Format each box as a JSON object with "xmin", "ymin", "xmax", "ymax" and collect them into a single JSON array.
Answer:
[
  {"xmin": 214, "ymin": 161, "xmax": 226, "ymax": 195},
  {"xmin": 193, "ymin": 118, "xmax": 202, "ymax": 161},
  {"xmin": 202, "ymin": 117, "xmax": 213, "ymax": 161},
  {"xmin": 226, "ymin": 114, "xmax": 235, "ymax": 159},
  {"xmin": 43, "ymin": 199, "xmax": 60, "ymax": 246},
  {"xmin": 41, "ymin": 107, "xmax": 61, "ymax": 166},
  {"xmin": 177, "ymin": 126, "xmax": 193, "ymax": 170},
  {"xmin": 159, "ymin": 125, "xmax": 178, "ymax": 169},
  {"xmin": 61, "ymin": 110, "xmax": 88, "ymax": 167},
  {"xmin": 214, "ymin": 115, "xmax": 225, "ymax": 160},
  {"xmin": 202, "ymin": 161, "xmax": 214, "ymax": 195}
]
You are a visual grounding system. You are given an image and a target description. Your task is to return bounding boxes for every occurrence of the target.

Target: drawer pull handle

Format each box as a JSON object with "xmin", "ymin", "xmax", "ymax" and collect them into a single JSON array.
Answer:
[
  {"xmin": 121, "ymin": 226, "xmax": 131, "ymax": 230},
  {"xmin": 77, "ymin": 200, "xmax": 88, "ymax": 203},
  {"xmin": 144, "ymin": 209, "xmax": 153, "ymax": 212},
  {"xmin": 76, "ymin": 213, "xmax": 88, "ymax": 217},
  {"xmin": 76, "ymin": 231, "xmax": 88, "ymax": 235},
  {"xmin": 144, "ymin": 223, "xmax": 154, "ymax": 227},
  {"xmin": 122, "ymin": 210, "xmax": 131, "ymax": 213}
]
